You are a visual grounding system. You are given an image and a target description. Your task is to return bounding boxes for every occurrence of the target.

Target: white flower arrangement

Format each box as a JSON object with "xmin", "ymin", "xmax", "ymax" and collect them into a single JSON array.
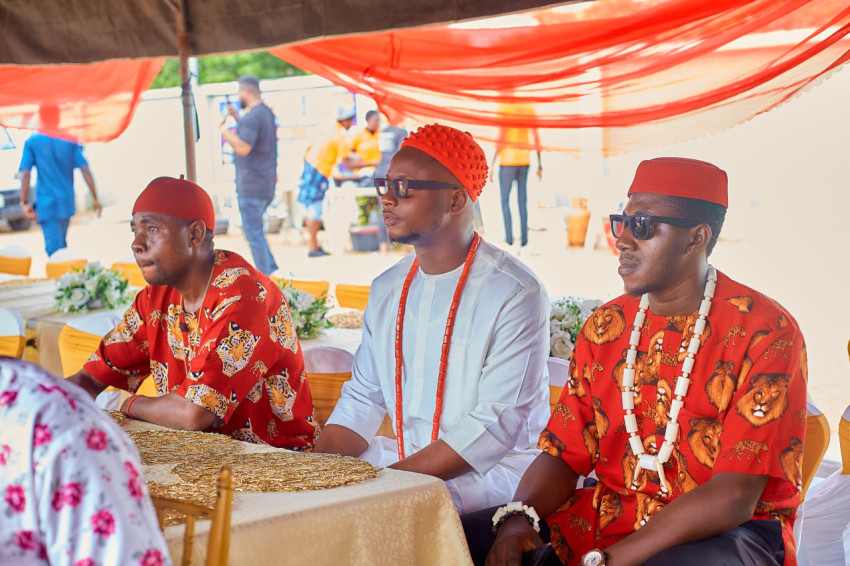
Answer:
[
  {"xmin": 54, "ymin": 262, "xmax": 133, "ymax": 313},
  {"xmin": 550, "ymin": 296, "xmax": 603, "ymax": 361},
  {"xmin": 276, "ymin": 281, "xmax": 333, "ymax": 339}
]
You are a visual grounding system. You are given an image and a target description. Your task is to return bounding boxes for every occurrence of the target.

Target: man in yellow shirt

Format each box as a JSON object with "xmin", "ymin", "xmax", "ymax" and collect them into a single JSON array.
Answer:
[
  {"xmin": 348, "ymin": 110, "xmax": 382, "ymax": 174},
  {"xmin": 297, "ymin": 107, "xmax": 356, "ymax": 257},
  {"xmin": 490, "ymin": 103, "xmax": 543, "ymax": 250}
]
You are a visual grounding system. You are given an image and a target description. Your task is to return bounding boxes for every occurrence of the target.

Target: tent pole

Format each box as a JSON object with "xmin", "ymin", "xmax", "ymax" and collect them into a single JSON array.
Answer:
[{"xmin": 176, "ymin": 0, "xmax": 197, "ymax": 181}]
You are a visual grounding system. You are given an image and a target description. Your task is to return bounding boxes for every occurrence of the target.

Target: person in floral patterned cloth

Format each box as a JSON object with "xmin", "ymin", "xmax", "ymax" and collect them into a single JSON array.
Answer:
[
  {"xmin": 0, "ymin": 358, "xmax": 170, "ymax": 565},
  {"xmin": 68, "ymin": 176, "xmax": 317, "ymax": 450}
]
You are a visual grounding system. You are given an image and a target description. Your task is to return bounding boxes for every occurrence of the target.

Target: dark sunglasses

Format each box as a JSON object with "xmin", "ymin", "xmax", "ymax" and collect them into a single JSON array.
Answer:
[
  {"xmin": 374, "ymin": 178, "xmax": 459, "ymax": 199},
  {"xmin": 609, "ymin": 212, "xmax": 701, "ymax": 240}
]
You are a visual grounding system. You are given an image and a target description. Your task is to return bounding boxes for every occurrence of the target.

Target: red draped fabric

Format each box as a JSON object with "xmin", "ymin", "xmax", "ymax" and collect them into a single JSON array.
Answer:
[
  {"xmin": 0, "ymin": 59, "xmax": 164, "ymax": 143},
  {"xmin": 270, "ymin": 0, "xmax": 850, "ymax": 155}
]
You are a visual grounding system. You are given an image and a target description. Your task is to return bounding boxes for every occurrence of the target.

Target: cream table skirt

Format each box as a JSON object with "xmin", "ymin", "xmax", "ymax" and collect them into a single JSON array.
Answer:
[{"xmin": 122, "ymin": 420, "xmax": 472, "ymax": 566}]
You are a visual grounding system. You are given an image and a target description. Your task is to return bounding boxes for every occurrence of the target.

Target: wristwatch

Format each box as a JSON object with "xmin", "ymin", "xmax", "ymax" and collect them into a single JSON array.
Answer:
[{"xmin": 581, "ymin": 548, "xmax": 608, "ymax": 566}]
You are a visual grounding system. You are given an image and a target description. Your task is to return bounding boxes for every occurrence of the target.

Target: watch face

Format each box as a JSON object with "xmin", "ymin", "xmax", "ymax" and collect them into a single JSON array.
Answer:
[{"xmin": 583, "ymin": 550, "xmax": 604, "ymax": 566}]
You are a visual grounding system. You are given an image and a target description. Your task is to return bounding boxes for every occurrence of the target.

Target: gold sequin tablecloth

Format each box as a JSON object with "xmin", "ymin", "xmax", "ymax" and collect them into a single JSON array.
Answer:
[{"xmin": 121, "ymin": 420, "xmax": 472, "ymax": 566}]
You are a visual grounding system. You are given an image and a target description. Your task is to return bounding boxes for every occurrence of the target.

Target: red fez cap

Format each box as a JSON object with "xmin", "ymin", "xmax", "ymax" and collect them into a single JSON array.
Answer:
[
  {"xmin": 400, "ymin": 124, "xmax": 488, "ymax": 202},
  {"xmin": 132, "ymin": 176, "xmax": 216, "ymax": 229},
  {"xmin": 628, "ymin": 157, "xmax": 728, "ymax": 207}
]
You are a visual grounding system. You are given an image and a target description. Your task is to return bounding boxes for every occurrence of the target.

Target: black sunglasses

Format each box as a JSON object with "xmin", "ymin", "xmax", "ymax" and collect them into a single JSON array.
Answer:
[
  {"xmin": 374, "ymin": 178, "xmax": 459, "ymax": 199},
  {"xmin": 609, "ymin": 212, "xmax": 701, "ymax": 240}
]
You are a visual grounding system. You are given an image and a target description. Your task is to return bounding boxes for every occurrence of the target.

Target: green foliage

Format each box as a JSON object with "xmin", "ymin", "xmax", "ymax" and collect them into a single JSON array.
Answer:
[
  {"xmin": 356, "ymin": 196, "xmax": 379, "ymax": 226},
  {"xmin": 150, "ymin": 52, "xmax": 308, "ymax": 89},
  {"xmin": 275, "ymin": 279, "xmax": 333, "ymax": 340}
]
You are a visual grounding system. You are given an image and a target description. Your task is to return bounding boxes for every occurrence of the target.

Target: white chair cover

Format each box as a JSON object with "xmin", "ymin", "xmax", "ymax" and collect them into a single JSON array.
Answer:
[
  {"xmin": 47, "ymin": 247, "xmax": 83, "ymax": 261},
  {"xmin": 0, "ymin": 244, "xmax": 31, "ymax": 258},
  {"xmin": 0, "ymin": 308, "xmax": 25, "ymax": 337},
  {"xmin": 302, "ymin": 346, "xmax": 354, "ymax": 374},
  {"xmin": 66, "ymin": 312, "xmax": 121, "ymax": 334},
  {"xmin": 547, "ymin": 356, "xmax": 570, "ymax": 387}
]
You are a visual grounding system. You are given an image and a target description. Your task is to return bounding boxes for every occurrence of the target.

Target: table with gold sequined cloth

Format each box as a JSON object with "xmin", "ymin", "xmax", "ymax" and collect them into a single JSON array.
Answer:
[{"xmin": 119, "ymin": 418, "xmax": 472, "ymax": 566}]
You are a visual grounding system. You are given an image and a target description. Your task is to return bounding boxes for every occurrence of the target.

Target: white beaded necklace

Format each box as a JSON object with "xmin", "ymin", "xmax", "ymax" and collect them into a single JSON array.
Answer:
[{"xmin": 622, "ymin": 265, "xmax": 717, "ymax": 494}]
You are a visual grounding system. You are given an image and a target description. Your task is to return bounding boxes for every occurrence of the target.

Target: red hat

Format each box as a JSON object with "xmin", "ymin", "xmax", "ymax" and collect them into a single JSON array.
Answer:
[
  {"xmin": 628, "ymin": 157, "xmax": 728, "ymax": 207},
  {"xmin": 400, "ymin": 124, "xmax": 488, "ymax": 202},
  {"xmin": 132, "ymin": 176, "xmax": 216, "ymax": 230}
]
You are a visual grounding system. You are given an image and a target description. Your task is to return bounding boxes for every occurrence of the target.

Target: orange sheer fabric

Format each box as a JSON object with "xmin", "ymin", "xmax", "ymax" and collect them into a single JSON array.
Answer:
[
  {"xmin": 0, "ymin": 59, "xmax": 164, "ymax": 143},
  {"xmin": 271, "ymin": 0, "xmax": 850, "ymax": 155}
]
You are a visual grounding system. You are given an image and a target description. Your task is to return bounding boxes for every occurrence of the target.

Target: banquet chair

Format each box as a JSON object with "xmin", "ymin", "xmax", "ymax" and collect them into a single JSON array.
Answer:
[
  {"xmin": 289, "ymin": 279, "xmax": 331, "ymax": 299},
  {"xmin": 152, "ymin": 466, "xmax": 233, "ymax": 566},
  {"xmin": 802, "ymin": 401, "xmax": 830, "ymax": 500},
  {"xmin": 45, "ymin": 248, "xmax": 86, "ymax": 278},
  {"xmin": 58, "ymin": 312, "xmax": 128, "ymax": 409},
  {"xmin": 111, "ymin": 261, "xmax": 147, "ymax": 288},
  {"xmin": 795, "ymin": 404, "xmax": 850, "ymax": 566},
  {"xmin": 334, "ymin": 283, "xmax": 370, "ymax": 310},
  {"xmin": 547, "ymin": 356, "xmax": 570, "ymax": 414},
  {"xmin": 303, "ymin": 346, "xmax": 354, "ymax": 427},
  {"xmin": 0, "ymin": 308, "xmax": 26, "ymax": 358},
  {"xmin": 0, "ymin": 244, "xmax": 32, "ymax": 276}
]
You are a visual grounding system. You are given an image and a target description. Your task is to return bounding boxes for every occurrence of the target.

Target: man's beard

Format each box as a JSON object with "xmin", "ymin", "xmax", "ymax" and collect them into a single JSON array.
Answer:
[
  {"xmin": 390, "ymin": 233, "xmax": 420, "ymax": 246},
  {"xmin": 141, "ymin": 262, "xmax": 175, "ymax": 287}
]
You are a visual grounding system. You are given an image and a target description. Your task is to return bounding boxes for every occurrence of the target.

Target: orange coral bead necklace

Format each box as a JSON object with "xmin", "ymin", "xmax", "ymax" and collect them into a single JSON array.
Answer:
[{"xmin": 394, "ymin": 232, "xmax": 481, "ymax": 460}]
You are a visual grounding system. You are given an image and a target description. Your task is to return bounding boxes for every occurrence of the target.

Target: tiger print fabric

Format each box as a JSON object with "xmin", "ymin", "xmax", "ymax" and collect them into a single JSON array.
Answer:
[
  {"xmin": 85, "ymin": 251, "xmax": 318, "ymax": 450},
  {"xmin": 540, "ymin": 270, "xmax": 806, "ymax": 566}
]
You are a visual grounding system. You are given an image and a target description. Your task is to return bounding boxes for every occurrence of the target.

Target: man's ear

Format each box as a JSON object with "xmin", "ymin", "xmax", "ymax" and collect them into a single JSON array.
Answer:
[
  {"xmin": 685, "ymin": 224, "xmax": 712, "ymax": 255},
  {"xmin": 449, "ymin": 188, "xmax": 469, "ymax": 215},
  {"xmin": 188, "ymin": 220, "xmax": 207, "ymax": 248}
]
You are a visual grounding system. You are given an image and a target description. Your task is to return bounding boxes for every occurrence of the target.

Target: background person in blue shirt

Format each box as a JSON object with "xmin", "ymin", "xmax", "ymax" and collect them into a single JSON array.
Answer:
[{"xmin": 18, "ymin": 104, "xmax": 101, "ymax": 256}]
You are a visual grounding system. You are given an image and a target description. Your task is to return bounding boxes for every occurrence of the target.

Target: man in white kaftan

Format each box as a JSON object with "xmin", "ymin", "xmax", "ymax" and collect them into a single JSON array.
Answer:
[{"xmin": 315, "ymin": 124, "xmax": 550, "ymax": 514}]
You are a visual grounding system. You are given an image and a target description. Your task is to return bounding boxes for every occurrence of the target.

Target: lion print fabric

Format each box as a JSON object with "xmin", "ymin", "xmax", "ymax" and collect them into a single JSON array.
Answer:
[
  {"xmin": 85, "ymin": 250, "xmax": 317, "ymax": 450},
  {"xmin": 540, "ymin": 271, "xmax": 806, "ymax": 566}
]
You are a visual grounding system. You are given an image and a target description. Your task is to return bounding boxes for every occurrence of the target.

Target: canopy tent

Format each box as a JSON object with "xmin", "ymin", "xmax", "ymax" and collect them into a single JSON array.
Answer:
[
  {"xmin": 0, "ymin": 0, "xmax": 848, "ymax": 161},
  {"xmin": 0, "ymin": 0, "xmax": 571, "ymax": 177},
  {"xmin": 270, "ymin": 0, "xmax": 850, "ymax": 155}
]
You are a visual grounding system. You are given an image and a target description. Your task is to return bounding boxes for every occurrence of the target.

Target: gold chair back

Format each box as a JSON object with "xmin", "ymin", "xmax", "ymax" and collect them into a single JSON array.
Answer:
[
  {"xmin": 291, "ymin": 279, "xmax": 330, "ymax": 299},
  {"xmin": 335, "ymin": 283, "xmax": 370, "ymax": 310},
  {"xmin": 111, "ymin": 262, "xmax": 147, "ymax": 288},
  {"xmin": 152, "ymin": 466, "xmax": 233, "ymax": 566},
  {"xmin": 802, "ymin": 402, "xmax": 830, "ymax": 500},
  {"xmin": 0, "ymin": 255, "xmax": 31, "ymax": 276},
  {"xmin": 307, "ymin": 371, "xmax": 352, "ymax": 427},
  {"xmin": 269, "ymin": 276, "xmax": 330, "ymax": 300},
  {"xmin": 58, "ymin": 325, "xmax": 105, "ymax": 377},
  {"xmin": 46, "ymin": 259, "xmax": 86, "ymax": 279}
]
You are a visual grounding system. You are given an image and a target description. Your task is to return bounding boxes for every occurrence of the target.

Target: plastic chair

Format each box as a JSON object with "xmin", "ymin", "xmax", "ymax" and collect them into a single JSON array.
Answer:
[
  {"xmin": 334, "ymin": 283, "xmax": 370, "ymax": 310},
  {"xmin": 152, "ymin": 466, "xmax": 233, "ymax": 566},
  {"xmin": 0, "ymin": 244, "xmax": 32, "ymax": 276},
  {"xmin": 45, "ymin": 248, "xmax": 86, "ymax": 279},
  {"xmin": 0, "ymin": 308, "xmax": 26, "ymax": 358},
  {"xmin": 802, "ymin": 401, "xmax": 830, "ymax": 500},
  {"xmin": 111, "ymin": 261, "xmax": 147, "ymax": 288},
  {"xmin": 547, "ymin": 356, "xmax": 570, "ymax": 414},
  {"xmin": 270, "ymin": 275, "xmax": 330, "ymax": 299},
  {"xmin": 303, "ymin": 346, "xmax": 354, "ymax": 427}
]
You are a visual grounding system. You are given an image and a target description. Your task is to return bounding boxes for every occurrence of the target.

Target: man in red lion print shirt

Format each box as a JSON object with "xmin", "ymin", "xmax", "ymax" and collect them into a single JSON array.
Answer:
[
  {"xmin": 464, "ymin": 158, "xmax": 806, "ymax": 566},
  {"xmin": 69, "ymin": 176, "xmax": 317, "ymax": 449}
]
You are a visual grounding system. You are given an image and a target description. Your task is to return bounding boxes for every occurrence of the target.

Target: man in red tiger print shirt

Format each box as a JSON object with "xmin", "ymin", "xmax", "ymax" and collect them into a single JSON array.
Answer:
[{"xmin": 69, "ymin": 176, "xmax": 317, "ymax": 449}]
